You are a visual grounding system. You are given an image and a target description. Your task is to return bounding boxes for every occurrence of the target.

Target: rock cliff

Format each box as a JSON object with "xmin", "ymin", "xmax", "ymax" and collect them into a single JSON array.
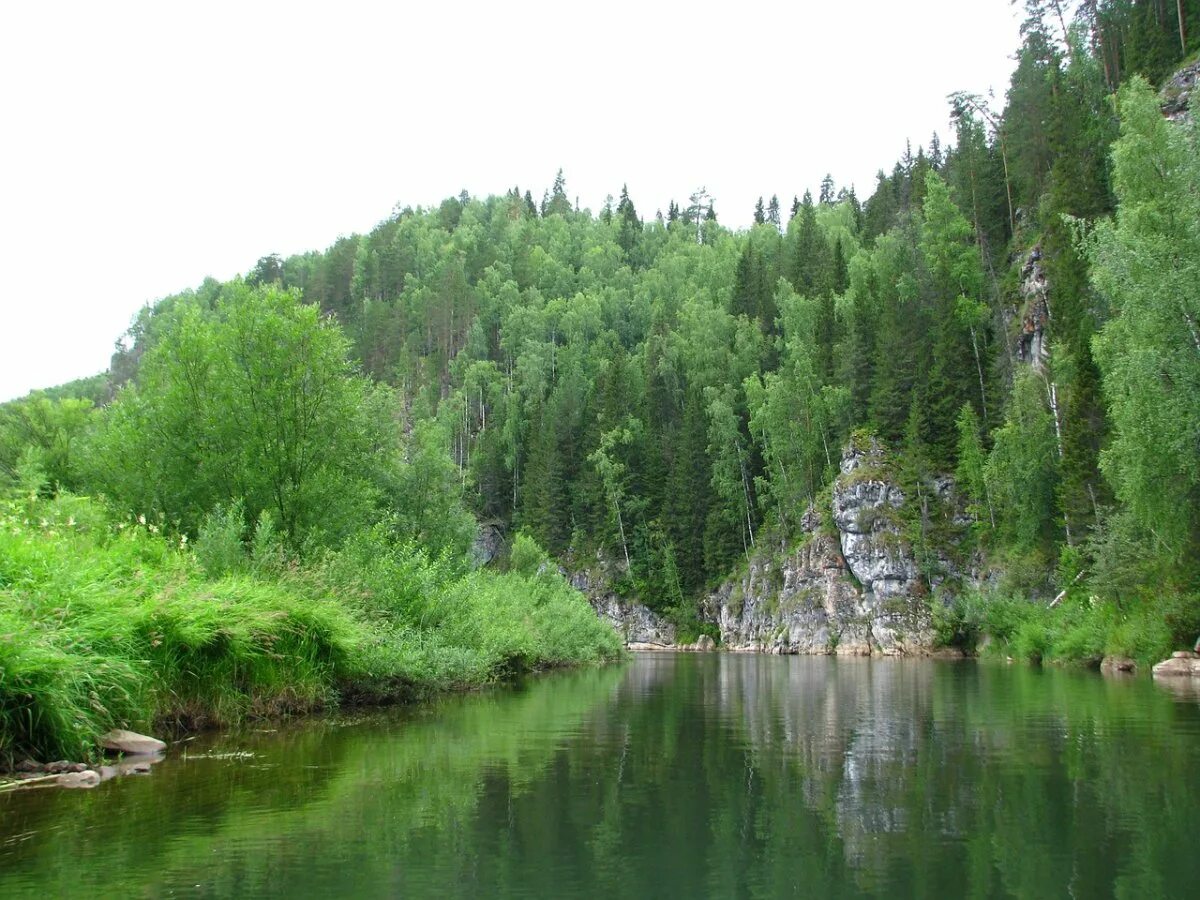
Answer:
[
  {"xmin": 1014, "ymin": 246, "xmax": 1050, "ymax": 371},
  {"xmin": 1162, "ymin": 60, "xmax": 1199, "ymax": 122},
  {"xmin": 572, "ymin": 569, "xmax": 677, "ymax": 648},
  {"xmin": 583, "ymin": 439, "xmax": 941, "ymax": 655},
  {"xmin": 712, "ymin": 439, "xmax": 932, "ymax": 655}
]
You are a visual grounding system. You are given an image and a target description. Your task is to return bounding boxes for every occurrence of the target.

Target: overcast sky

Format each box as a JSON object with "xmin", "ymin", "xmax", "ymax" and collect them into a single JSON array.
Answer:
[{"xmin": 0, "ymin": 0, "xmax": 1022, "ymax": 401}]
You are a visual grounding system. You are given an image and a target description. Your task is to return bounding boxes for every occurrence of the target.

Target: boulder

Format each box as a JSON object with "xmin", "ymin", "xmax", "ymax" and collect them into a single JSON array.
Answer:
[
  {"xmin": 695, "ymin": 634, "xmax": 716, "ymax": 652},
  {"xmin": 1152, "ymin": 655, "xmax": 1200, "ymax": 678},
  {"xmin": 99, "ymin": 729, "xmax": 167, "ymax": 755},
  {"xmin": 1100, "ymin": 656, "xmax": 1137, "ymax": 674}
]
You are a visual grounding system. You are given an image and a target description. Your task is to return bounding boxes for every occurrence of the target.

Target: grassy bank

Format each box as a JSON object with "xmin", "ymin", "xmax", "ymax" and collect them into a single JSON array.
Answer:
[
  {"xmin": 0, "ymin": 493, "xmax": 622, "ymax": 763},
  {"xmin": 932, "ymin": 587, "xmax": 1200, "ymax": 668}
]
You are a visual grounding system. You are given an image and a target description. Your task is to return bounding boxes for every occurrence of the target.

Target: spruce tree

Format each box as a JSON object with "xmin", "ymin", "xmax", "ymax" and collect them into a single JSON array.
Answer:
[{"xmin": 767, "ymin": 195, "xmax": 781, "ymax": 229}]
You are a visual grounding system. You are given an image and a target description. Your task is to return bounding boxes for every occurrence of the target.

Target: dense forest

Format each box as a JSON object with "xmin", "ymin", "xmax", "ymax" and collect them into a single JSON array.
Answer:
[{"xmin": 2, "ymin": 0, "xmax": 1199, "ymax": 756}]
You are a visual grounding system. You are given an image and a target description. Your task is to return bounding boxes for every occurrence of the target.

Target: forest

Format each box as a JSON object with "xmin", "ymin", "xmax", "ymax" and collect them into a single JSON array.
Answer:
[{"xmin": 1, "ymin": 1, "xmax": 1198, "ymax": 759}]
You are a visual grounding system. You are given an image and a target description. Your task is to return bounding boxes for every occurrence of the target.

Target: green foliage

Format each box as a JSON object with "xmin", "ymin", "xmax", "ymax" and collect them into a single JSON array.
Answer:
[
  {"xmin": 508, "ymin": 531, "xmax": 550, "ymax": 577},
  {"xmin": 955, "ymin": 403, "xmax": 991, "ymax": 534},
  {"xmin": 0, "ymin": 493, "xmax": 620, "ymax": 763},
  {"xmin": 985, "ymin": 371, "xmax": 1060, "ymax": 552},
  {"xmin": 1088, "ymin": 78, "xmax": 1200, "ymax": 572},
  {"xmin": 935, "ymin": 583, "xmax": 1198, "ymax": 668},
  {"xmin": 90, "ymin": 281, "xmax": 392, "ymax": 549},
  {"xmin": 385, "ymin": 420, "xmax": 477, "ymax": 562},
  {"xmin": 194, "ymin": 501, "xmax": 249, "ymax": 578},
  {"xmin": 0, "ymin": 395, "xmax": 95, "ymax": 492},
  {"xmin": 8, "ymin": 24, "xmax": 1200, "ymax": 726}
]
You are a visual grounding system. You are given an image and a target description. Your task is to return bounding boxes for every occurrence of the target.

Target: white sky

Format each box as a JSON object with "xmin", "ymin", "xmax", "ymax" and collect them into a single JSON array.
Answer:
[{"xmin": 0, "ymin": 0, "xmax": 1021, "ymax": 401}]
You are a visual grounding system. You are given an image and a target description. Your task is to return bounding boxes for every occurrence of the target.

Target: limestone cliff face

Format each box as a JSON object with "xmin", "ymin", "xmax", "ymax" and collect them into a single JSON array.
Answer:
[
  {"xmin": 705, "ymin": 526, "xmax": 866, "ymax": 655},
  {"xmin": 583, "ymin": 440, "xmax": 939, "ymax": 655},
  {"xmin": 1014, "ymin": 246, "xmax": 1051, "ymax": 371},
  {"xmin": 1162, "ymin": 60, "xmax": 1199, "ymax": 123},
  {"xmin": 572, "ymin": 569, "xmax": 676, "ymax": 648},
  {"xmin": 712, "ymin": 440, "xmax": 932, "ymax": 655}
]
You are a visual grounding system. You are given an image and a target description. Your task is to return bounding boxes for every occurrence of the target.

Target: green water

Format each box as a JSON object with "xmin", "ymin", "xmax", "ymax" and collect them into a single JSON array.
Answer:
[{"xmin": 2, "ymin": 654, "xmax": 1198, "ymax": 898}]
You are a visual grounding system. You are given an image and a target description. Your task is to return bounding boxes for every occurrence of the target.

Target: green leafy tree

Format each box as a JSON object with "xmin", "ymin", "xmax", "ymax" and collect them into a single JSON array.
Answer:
[
  {"xmin": 985, "ymin": 370, "xmax": 1061, "ymax": 552},
  {"xmin": 1088, "ymin": 78, "xmax": 1200, "ymax": 566},
  {"xmin": 92, "ymin": 282, "xmax": 391, "ymax": 547}
]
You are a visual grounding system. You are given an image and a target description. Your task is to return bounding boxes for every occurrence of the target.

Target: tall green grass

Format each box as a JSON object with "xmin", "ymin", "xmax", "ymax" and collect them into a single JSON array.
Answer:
[{"xmin": 0, "ymin": 495, "xmax": 622, "ymax": 763}]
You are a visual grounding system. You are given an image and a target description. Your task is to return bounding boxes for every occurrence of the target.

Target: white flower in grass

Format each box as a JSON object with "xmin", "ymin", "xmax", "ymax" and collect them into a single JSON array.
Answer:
[{"xmin": 138, "ymin": 514, "xmax": 147, "ymax": 526}]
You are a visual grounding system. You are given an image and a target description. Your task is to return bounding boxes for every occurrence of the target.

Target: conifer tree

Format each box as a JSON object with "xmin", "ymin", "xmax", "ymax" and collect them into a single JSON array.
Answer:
[
  {"xmin": 819, "ymin": 174, "xmax": 836, "ymax": 205},
  {"xmin": 767, "ymin": 195, "xmax": 781, "ymax": 229}
]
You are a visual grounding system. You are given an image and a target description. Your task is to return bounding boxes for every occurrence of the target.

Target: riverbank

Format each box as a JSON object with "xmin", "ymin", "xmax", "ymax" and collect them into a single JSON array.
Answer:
[{"xmin": 0, "ymin": 493, "xmax": 623, "ymax": 767}]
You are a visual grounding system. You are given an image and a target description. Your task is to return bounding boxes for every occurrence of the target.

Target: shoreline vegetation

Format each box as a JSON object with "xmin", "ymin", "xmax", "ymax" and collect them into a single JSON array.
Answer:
[{"xmin": 0, "ymin": 490, "xmax": 622, "ymax": 766}]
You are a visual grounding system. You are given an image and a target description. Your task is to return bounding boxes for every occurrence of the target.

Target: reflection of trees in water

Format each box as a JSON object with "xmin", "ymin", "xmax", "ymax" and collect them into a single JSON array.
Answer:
[
  {"xmin": 2, "ymin": 657, "xmax": 1198, "ymax": 898},
  {"xmin": 0, "ymin": 665, "xmax": 627, "ymax": 897},
  {"xmin": 709, "ymin": 655, "xmax": 1200, "ymax": 896}
]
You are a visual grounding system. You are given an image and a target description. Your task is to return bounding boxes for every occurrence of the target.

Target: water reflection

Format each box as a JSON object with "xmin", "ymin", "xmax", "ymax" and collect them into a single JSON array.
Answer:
[{"xmin": 1, "ymin": 655, "xmax": 1197, "ymax": 898}]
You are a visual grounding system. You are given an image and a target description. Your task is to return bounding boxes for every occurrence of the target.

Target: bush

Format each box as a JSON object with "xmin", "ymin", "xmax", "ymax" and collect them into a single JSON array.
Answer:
[
  {"xmin": 508, "ymin": 531, "xmax": 550, "ymax": 578},
  {"xmin": 195, "ymin": 501, "xmax": 248, "ymax": 578}
]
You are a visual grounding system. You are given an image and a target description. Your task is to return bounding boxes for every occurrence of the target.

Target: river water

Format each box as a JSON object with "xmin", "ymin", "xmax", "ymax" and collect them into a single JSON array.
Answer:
[{"xmin": 2, "ymin": 653, "xmax": 1198, "ymax": 898}]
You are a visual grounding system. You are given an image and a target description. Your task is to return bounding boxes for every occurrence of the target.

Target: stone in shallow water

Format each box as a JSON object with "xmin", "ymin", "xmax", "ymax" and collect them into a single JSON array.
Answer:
[
  {"xmin": 99, "ymin": 729, "xmax": 167, "ymax": 755},
  {"xmin": 57, "ymin": 770, "xmax": 100, "ymax": 789},
  {"xmin": 1152, "ymin": 656, "xmax": 1200, "ymax": 678},
  {"xmin": 1100, "ymin": 656, "xmax": 1137, "ymax": 675}
]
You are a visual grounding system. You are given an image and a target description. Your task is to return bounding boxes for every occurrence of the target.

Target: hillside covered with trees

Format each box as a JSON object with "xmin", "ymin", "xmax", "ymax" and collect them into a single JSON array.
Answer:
[{"xmin": 2, "ymin": 0, "xmax": 1199, "ymax": 756}]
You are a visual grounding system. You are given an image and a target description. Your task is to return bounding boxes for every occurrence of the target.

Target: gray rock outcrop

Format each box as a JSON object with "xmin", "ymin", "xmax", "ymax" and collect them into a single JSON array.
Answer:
[
  {"xmin": 1014, "ymin": 246, "xmax": 1050, "ymax": 370},
  {"xmin": 100, "ymin": 729, "xmax": 166, "ymax": 755},
  {"xmin": 707, "ymin": 529, "xmax": 867, "ymax": 654},
  {"xmin": 578, "ymin": 440, "xmax": 939, "ymax": 655},
  {"xmin": 575, "ymin": 569, "xmax": 676, "ymax": 648},
  {"xmin": 1162, "ymin": 61, "xmax": 1199, "ymax": 122},
  {"xmin": 713, "ymin": 440, "xmax": 931, "ymax": 655},
  {"xmin": 470, "ymin": 522, "xmax": 505, "ymax": 568}
]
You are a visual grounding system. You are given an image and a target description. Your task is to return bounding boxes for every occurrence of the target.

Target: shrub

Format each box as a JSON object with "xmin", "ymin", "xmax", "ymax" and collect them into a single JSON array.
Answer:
[{"xmin": 195, "ymin": 501, "xmax": 248, "ymax": 578}]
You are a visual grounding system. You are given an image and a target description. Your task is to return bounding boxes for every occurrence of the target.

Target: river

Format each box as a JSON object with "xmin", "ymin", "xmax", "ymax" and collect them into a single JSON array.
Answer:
[{"xmin": 2, "ymin": 653, "xmax": 1198, "ymax": 898}]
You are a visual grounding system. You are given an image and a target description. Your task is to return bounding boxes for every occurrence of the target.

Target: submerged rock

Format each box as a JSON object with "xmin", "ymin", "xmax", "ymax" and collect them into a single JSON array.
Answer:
[
  {"xmin": 57, "ymin": 770, "xmax": 101, "ymax": 789},
  {"xmin": 100, "ymin": 729, "xmax": 167, "ymax": 755},
  {"xmin": 43, "ymin": 761, "xmax": 89, "ymax": 774}
]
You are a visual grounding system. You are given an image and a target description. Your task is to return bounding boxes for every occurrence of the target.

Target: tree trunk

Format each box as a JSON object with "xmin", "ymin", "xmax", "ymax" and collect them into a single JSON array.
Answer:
[
  {"xmin": 970, "ymin": 325, "xmax": 990, "ymax": 429},
  {"xmin": 1045, "ymin": 377, "xmax": 1072, "ymax": 545}
]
